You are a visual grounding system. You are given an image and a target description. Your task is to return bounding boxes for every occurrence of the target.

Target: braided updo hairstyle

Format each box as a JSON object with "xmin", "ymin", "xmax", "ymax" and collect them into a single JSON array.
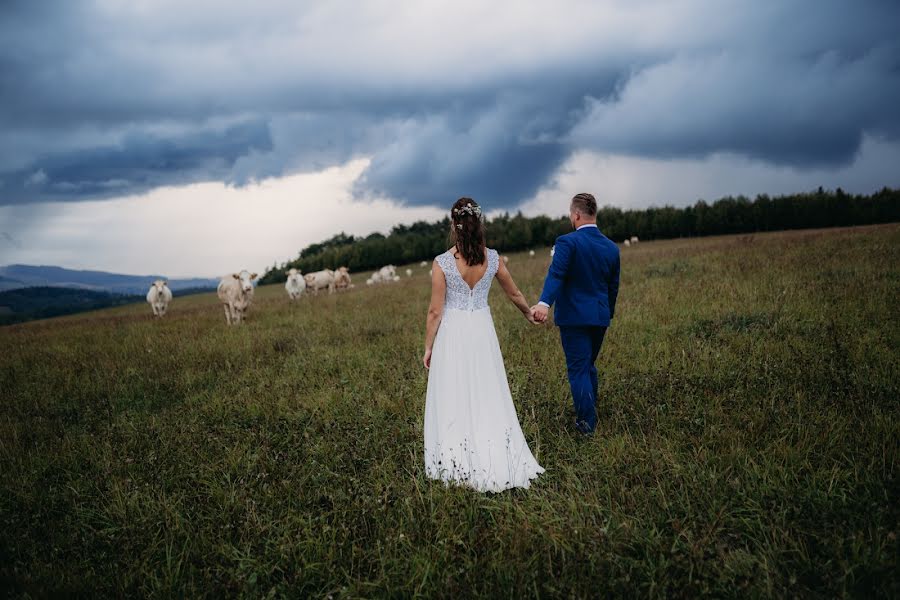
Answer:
[{"xmin": 450, "ymin": 197, "xmax": 486, "ymax": 266}]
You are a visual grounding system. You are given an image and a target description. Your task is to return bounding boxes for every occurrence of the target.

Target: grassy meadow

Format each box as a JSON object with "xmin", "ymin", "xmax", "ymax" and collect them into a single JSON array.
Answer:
[{"xmin": 1, "ymin": 224, "xmax": 898, "ymax": 597}]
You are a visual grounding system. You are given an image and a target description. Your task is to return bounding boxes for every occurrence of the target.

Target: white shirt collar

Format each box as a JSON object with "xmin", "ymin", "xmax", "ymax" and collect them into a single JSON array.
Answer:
[{"xmin": 577, "ymin": 223, "xmax": 598, "ymax": 230}]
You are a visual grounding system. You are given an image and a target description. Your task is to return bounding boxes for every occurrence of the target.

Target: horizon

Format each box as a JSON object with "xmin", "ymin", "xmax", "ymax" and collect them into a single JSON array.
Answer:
[{"xmin": 3, "ymin": 184, "xmax": 894, "ymax": 279}]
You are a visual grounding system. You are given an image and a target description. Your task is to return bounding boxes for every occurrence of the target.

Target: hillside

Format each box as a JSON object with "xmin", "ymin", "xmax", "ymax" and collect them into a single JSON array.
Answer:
[
  {"xmin": 0, "ymin": 264, "xmax": 219, "ymax": 295},
  {"xmin": 0, "ymin": 287, "xmax": 144, "ymax": 325},
  {"xmin": 1, "ymin": 225, "xmax": 897, "ymax": 597}
]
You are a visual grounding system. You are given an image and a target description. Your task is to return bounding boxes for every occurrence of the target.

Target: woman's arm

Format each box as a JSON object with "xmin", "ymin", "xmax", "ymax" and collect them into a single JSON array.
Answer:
[
  {"xmin": 495, "ymin": 258, "xmax": 537, "ymax": 324},
  {"xmin": 423, "ymin": 261, "xmax": 446, "ymax": 368}
]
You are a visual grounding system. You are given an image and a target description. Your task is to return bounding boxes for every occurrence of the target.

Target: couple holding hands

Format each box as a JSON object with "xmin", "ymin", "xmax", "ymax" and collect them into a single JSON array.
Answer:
[{"xmin": 422, "ymin": 192, "xmax": 621, "ymax": 492}]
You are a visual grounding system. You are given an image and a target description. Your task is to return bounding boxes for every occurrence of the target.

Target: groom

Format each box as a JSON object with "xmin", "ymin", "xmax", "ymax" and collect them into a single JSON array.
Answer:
[{"xmin": 531, "ymin": 193, "xmax": 621, "ymax": 435}]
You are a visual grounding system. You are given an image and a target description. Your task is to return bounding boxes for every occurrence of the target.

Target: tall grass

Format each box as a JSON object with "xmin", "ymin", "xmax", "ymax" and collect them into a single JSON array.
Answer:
[{"xmin": 1, "ymin": 225, "xmax": 898, "ymax": 597}]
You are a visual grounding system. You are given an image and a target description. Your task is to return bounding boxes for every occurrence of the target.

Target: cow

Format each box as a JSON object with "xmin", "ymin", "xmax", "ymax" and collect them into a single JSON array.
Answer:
[
  {"xmin": 624, "ymin": 239, "xmax": 631, "ymax": 247},
  {"xmin": 630, "ymin": 236, "xmax": 640, "ymax": 244},
  {"xmin": 368, "ymin": 265, "xmax": 398, "ymax": 285},
  {"xmin": 529, "ymin": 250, "xmax": 535, "ymax": 257},
  {"xmin": 285, "ymin": 268, "xmax": 306, "ymax": 300},
  {"xmin": 502, "ymin": 256, "xmax": 510, "ymax": 265},
  {"xmin": 304, "ymin": 269, "xmax": 336, "ymax": 295},
  {"xmin": 217, "ymin": 270, "xmax": 257, "ymax": 325},
  {"xmin": 334, "ymin": 266, "xmax": 352, "ymax": 291},
  {"xmin": 419, "ymin": 260, "xmax": 428, "ymax": 268},
  {"xmin": 405, "ymin": 268, "xmax": 413, "ymax": 277},
  {"xmin": 550, "ymin": 245, "xmax": 555, "ymax": 257},
  {"xmin": 145, "ymin": 280, "xmax": 172, "ymax": 318}
]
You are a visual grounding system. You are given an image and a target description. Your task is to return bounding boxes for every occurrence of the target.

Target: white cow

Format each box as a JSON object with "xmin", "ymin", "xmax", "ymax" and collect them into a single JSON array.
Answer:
[
  {"xmin": 145, "ymin": 280, "xmax": 173, "ymax": 318},
  {"xmin": 304, "ymin": 269, "xmax": 336, "ymax": 295},
  {"xmin": 368, "ymin": 265, "xmax": 398, "ymax": 285},
  {"xmin": 217, "ymin": 270, "xmax": 257, "ymax": 325},
  {"xmin": 529, "ymin": 250, "xmax": 535, "ymax": 257},
  {"xmin": 419, "ymin": 260, "xmax": 428, "ymax": 268},
  {"xmin": 502, "ymin": 256, "xmax": 510, "ymax": 265},
  {"xmin": 630, "ymin": 236, "xmax": 640, "ymax": 244},
  {"xmin": 405, "ymin": 268, "xmax": 413, "ymax": 277},
  {"xmin": 285, "ymin": 268, "xmax": 306, "ymax": 300},
  {"xmin": 624, "ymin": 239, "xmax": 631, "ymax": 247},
  {"xmin": 334, "ymin": 266, "xmax": 352, "ymax": 291},
  {"xmin": 550, "ymin": 245, "xmax": 555, "ymax": 258}
]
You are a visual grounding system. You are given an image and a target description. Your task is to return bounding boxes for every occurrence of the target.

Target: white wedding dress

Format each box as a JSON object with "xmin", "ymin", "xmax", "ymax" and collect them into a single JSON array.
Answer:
[{"xmin": 424, "ymin": 248, "xmax": 545, "ymax": 492}]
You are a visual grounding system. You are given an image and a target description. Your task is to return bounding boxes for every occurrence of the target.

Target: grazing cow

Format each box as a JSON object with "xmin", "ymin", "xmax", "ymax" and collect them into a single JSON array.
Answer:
[
  {"xmin": 334, "ymin": 266, "xmax": 352, "ymax": 291},
  {"xmin": 550, "ymin": 245, "xmax": 555, "ymax": 257},
  {"xmin": 502, "ymin": 256, "xmax": 510, "ymax": 264},
  {"xmin": 630, "ymin": 236, "xmax": 640, "ymax": 244},
  {"xmin": 368, "ymin": 265, "xmax": 398, "ymax": 285},
  {"xmin": 624, "ymin": 239, "xmax": 631, "ymax": 247},
  {"xmin": 393, "ymin": 275, "xmax": 401, "ymax": 282},
  {"xmin": 420, "ymin": 260, "xmax": 428, "ymax": 267},
  {"xmin": 285, "ymin": 268, "xmax": 306, "ymax": 300},
  {"xmin": 304, "ymin": 269, "xmax": 336, "ymax": 295},
  {"xmin": 146, "ymin": 280, "xmax": 173, "ymax": 317},
  {"xmin": 529, "ymin": 250, "xmax": 535, "ymax": 257},
  {"xmin": 217, "ymin": 270, "xmax": 257, "ymax": 325},
  {"xmin": 405, "ymin": 268, "xmax": 413, "ymax": 277}
]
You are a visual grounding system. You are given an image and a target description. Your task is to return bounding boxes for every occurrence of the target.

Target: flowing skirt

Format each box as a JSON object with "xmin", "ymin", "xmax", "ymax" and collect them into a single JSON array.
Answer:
[{"xmin": 424, "ymin": 307, "xmax": 545, "ymax": 492}]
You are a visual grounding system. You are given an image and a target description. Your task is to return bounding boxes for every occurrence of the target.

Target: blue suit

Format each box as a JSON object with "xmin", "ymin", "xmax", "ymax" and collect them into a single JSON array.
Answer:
[{"xmin": 539, "ymin": 225, "xmax": 620, "ymax": 433}]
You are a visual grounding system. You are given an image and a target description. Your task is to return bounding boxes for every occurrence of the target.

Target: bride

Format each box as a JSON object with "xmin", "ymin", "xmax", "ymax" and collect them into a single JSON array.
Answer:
[{"xmin": 422, "ymin": 197, "xmax": 545, "ymax": 492}]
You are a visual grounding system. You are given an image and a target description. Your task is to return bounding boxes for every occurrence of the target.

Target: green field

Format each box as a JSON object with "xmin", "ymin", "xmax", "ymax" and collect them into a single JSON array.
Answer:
[{"xmin": 2, "ymin": 225, "xmax": 898, "ymax": 597}]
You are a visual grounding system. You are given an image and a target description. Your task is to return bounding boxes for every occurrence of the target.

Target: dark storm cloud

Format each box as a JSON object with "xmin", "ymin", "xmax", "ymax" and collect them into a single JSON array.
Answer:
[
  {"xmin": 0, "ymin": 0, "xmax": 898, "ymax": 208},
  {"xmin": 0, "ymin": 120, "xmax": 273, "ymax": 203},
  {"xmin": 570, "ymin": 42, "xmax": 900, "ymax": 167}
]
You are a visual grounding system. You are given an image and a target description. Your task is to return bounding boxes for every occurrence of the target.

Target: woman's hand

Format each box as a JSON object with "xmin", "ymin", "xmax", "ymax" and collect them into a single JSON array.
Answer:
[
  {"xmin": 423, "ymin": 347, "xmax": 433, "ymax": 369},
  {"xmin": 530, "ymin": 304, "xmax": 549, "ymax": 323}
]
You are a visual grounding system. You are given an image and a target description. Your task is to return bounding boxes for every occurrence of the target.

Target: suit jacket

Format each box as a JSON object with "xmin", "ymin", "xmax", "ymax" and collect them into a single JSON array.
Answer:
[{"xmin": 539, "ymin": 226, "xmax": 620, "ymax": 327}]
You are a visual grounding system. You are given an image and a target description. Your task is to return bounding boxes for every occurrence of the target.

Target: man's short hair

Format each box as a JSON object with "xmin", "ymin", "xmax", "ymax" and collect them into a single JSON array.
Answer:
[{"xmin": 571, "ymin": 192, "xmax": 597, "ymax": 217}]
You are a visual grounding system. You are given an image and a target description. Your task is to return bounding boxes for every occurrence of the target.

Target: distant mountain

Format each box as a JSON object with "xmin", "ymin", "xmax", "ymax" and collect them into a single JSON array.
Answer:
[
  {"xmin": 0, "ymin": 264, "xmax": 219, "ymax": 295},
  {"xmin": 0, "ymin": 286, "xmax": 144, "ymax": 326},
  {"xmin": 0, "ymin": 275, "xmax": 28, "ymax": 292}
]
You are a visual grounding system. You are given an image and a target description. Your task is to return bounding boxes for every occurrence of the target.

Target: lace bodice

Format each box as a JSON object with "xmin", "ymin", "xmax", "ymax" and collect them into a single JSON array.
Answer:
[{"xmin": 435, "ymin": 248, "xmax": 499, "ymax": 311}]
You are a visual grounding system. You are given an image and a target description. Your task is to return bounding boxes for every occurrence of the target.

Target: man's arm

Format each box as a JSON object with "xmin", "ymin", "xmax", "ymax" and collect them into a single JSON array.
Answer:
[
  {"xmin": 608, "ymin": 251, "xmax": 620, "ymax": 319},
  {"xmin": 536, "ymin": 236, "xmax": 574, "ymax": 309}
]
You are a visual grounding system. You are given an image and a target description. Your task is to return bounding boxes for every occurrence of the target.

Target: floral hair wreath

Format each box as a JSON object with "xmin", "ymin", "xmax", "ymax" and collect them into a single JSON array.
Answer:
[{"xmin": 453, "ymin": 203, "xmax": 482, "ymax": 228}]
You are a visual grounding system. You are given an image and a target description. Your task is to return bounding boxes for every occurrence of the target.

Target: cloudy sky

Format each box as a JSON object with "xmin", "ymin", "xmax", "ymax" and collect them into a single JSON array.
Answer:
[{"xmin": 1, "ymin": 0, "xmax": 898, "ymax": 277}]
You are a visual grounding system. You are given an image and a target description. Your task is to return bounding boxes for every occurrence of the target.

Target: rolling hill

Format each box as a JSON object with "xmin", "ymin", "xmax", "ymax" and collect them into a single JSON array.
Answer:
[{"xmin": 0, "ymin": 264, "xmax": 219, "ymax": 295}]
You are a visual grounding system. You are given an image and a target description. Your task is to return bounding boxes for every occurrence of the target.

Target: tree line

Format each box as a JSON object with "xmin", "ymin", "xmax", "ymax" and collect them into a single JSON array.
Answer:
[{"xmin": 260, "ymin": 186, "xmax": 900, "ymax": 284}]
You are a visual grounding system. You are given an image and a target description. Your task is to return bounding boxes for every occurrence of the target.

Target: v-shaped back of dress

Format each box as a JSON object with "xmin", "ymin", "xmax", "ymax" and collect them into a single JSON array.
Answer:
[{"xmin": 435, "ymin": 248, "xmax": 499, "ymax": 311}]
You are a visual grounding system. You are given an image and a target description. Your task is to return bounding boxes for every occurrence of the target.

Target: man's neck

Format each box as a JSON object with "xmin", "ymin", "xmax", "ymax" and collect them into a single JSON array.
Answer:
[{"xmin": 576, "ymin": 222, "xmax": 598, "ymax": 230}]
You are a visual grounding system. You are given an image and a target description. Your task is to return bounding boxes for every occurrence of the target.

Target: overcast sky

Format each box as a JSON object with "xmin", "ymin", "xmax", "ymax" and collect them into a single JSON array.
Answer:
[{"xmin": 1, "ymin": 0, "xmax": 899, "ymax": 277}]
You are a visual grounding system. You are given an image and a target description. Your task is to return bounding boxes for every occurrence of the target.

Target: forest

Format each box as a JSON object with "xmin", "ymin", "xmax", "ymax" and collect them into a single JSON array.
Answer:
[{"xmin": 260, "ymin": 186, "xmax": 900, "ymax": 283}]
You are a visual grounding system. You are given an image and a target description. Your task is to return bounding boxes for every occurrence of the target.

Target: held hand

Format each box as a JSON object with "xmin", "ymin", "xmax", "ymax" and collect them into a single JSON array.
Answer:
[
  {"xmin": 530, "ymin": 304, "xmax": 549, "ymax": 323},
  {"xmin": 423, "ymin": 347, "xmax": 433, "ymax": 369},
  {"xmin": 525, "ymin": 310, "xmax": 538, "ymax": 325}
]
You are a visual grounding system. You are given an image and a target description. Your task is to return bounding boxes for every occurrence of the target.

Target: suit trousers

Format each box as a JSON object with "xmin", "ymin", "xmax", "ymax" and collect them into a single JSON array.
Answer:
[{"xmin": 559, "ymin": 325, "xmax": 607, "ymax": 433}]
